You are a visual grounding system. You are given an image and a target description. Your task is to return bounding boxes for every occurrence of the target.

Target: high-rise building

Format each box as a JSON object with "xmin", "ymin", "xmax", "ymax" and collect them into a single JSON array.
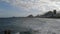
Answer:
[{"xmin": 53, "ymin": 10, "xmax": 56, "ymax": 14}]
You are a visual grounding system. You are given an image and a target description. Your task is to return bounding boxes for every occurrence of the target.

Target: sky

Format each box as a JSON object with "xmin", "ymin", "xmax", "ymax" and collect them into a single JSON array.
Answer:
[{"xmin": 0, "ymin": 0, "xmax": 60, "ymax": 17}]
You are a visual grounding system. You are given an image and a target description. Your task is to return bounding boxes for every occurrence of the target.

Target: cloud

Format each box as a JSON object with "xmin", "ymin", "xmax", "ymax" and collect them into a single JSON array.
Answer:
[{"xmin": 1, "ymin": 0, "xmax": 60, "ymax": 12}]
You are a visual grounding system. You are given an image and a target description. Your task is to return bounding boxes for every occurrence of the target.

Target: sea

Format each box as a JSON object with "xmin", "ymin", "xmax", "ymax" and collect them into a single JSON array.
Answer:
[{"xmin": 0, "ymin": 17, "xmax": 60, "ymax": 34}]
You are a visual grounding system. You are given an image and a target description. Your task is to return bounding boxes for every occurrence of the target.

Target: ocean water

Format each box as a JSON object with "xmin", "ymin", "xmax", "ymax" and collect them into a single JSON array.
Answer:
[{"xmin": 0, "ymin": 18, "xmax": 60, "ymax": 34}]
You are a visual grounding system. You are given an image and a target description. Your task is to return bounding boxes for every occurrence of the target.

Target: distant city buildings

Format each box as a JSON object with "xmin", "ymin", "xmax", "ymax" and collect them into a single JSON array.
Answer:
[
  {"xmin": 27, "ymin": 10, "xmax": 60, "ymax": 18},
  {"xmin": 40, "ymin": 10, "xmax": 60, "ymax": 18}
]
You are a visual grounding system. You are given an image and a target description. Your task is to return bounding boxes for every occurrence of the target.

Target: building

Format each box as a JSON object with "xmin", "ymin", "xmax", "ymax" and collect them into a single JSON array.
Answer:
[
  {"xmin": 40, "ymin": 10, "xmax": 57, "ymax": 18},
  {"xmin": 53, "ymin": 10, "xmax": 56, "ymax": 14}
]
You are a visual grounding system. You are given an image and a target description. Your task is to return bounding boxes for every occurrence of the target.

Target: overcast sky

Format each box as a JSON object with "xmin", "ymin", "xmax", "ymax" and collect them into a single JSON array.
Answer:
[{"xmin": 0, "ymin": 0, "xmax": 60, "ymax": 17}]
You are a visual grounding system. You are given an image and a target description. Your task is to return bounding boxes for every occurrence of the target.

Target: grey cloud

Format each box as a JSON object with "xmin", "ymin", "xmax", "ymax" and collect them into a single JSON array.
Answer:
[
  {"xmin": 50, "ymin": 0, "xmax": 60, "ymax": 2},
  {"xmin": 1, "ymin": 0, "xmax": 60, "ymax": 12}
]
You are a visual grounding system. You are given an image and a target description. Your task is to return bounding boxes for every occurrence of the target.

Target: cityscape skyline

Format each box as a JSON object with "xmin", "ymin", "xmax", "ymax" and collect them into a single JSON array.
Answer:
[{"xmin": 0, "ymin": 0, "xmax": 60, "ymax": 17}]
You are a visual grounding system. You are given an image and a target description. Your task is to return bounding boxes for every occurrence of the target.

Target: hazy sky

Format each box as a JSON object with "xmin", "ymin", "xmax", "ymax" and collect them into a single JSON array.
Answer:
[{"xmin": 0, "ymin": 0, "xmax": 60, "ymax": 17}]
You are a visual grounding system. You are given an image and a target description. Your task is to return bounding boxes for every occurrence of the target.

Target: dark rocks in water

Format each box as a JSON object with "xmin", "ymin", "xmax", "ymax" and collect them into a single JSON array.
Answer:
[
  {"xmin": 52, "ymin": 32, "xmax": 56, "ymax": 34},
  {"xmin": 20, "ymin": 31, "xmax": 31, "ymax": 34},
  {"xmin": 4, "ymin": 30, "xmax": 11, "ymax": 34}
]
